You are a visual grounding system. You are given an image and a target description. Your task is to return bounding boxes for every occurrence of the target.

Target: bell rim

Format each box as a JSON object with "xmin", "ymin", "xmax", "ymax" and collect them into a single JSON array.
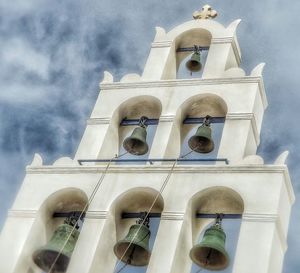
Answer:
[
  {"xmin": 185, "ymin": 61, "xmax": 202, "ymax": 72},
  {"xmin": 189, "ymin": 243, "xmax": 229, "ymax": 271},
  {"xmin": 32, "ymin": 248, "xmax": 70, "ymax": 272},
  {"xmin": 123, "ymin": 137, "xmax": 149, "ymax": 155},
  {"xmin": 113, "ymin": 241, "xmax": 151, "ymax": 266},
  {"xmin": 188, "ymin": 136, "xmax": 214, "ymax": 153}
]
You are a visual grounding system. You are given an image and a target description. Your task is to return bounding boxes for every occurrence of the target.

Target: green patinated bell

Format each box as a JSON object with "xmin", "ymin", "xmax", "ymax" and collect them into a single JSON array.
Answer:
[
  {"xmin": 190, "ymin": 225, "xmax": 229, "ymax": 271},
  {"xmin": 123, "ymin": 126, "xmax": 149, "ymax": 155},
  {"xmin": 114, "ymin": 224, "xmax": 151, "ymax": 266},
  {"xmin": 186, "ymin": 51, "xmax": 202, "ymax": 72},
  {"xmin": 188, "ymin": 124, "xmax": 214, "ymax": 153},
  {"xmin": 33, "ymin": 224, "xmax": 80, "ymax": 273}
]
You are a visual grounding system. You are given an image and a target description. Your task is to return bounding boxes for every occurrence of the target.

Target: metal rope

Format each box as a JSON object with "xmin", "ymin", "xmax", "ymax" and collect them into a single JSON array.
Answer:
[{"xmin": 46, "ymin": 152, "xmax": 128, "ymax": 273}]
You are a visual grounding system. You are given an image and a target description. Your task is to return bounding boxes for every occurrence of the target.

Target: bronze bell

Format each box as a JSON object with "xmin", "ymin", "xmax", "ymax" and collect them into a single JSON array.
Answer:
[
  {"xmin": 123, "ymin": 116, "xmax": 149, "ymax": 155},
  {"xmin": 188, "ymin": 115, "xmax": 214, "ymax": 153},
  {"xmin": 32, "ymin": 213, "xmax": 81, "ymax": 273},
  {"xmin": 114, "ymin": 212, "xmax": 151, "ymax": 266},
  {"xmin": 190, "ymin": 216, "xmax": 229, "ymax": 271},
  {"xmin": 186, "ymin": 45, "xmax": 202, "ymax": 72}
]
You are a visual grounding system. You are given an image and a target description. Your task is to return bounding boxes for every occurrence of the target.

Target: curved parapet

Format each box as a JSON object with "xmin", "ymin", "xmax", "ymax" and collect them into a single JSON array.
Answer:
[
  {"xmin": 236, "ymin": 155, "xmax": 264, "ymax": 165},
  {"xmin": 53, "ymin": 157, "xmax": 77, "ymax": 166},
  {"xmin": 154, "ymin": 26, "xmax": 166, "ymax": 41},
  {"xmin": 274, "ymin": 151, "xmax": 289, "ymax": 165},
  {"xmin": 29, "ymin": 153, "xmax": 43, "ymax": 167},
  {"xmin": 251, "ymin": 63, "xmax": 266, "ymax": 77},
  {"xmin": 225, "ymin": 19, "xmax": 242, "ymax": 36},
  {"xmin": 120, "ymin": 73, "xmax": 141, "ymax": 83},
  {"xmin": 100, "ymin": 71, "xmax": 114, "ymax": 84}
]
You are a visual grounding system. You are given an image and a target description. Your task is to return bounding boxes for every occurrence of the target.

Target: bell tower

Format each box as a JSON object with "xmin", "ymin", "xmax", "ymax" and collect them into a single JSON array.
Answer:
[{"xmin": 0, "ymin": 4, "xmax": 294, "ymax": 273}]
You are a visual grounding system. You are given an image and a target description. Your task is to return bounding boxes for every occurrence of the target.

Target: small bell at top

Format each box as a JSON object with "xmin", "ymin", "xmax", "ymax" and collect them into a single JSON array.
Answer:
[
  {"xmin": 186, "ymin": 45, "xmax": 202, "ymax": 73},
  {"xmin": 123, "ymin": 116, "xmax": 149, "ymax": 155}
]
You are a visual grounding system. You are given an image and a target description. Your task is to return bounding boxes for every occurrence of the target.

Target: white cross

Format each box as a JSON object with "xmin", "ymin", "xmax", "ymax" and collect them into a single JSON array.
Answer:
[{"xmin": 193, "ymin": 4, "xmax": 218, "ymax": 20}]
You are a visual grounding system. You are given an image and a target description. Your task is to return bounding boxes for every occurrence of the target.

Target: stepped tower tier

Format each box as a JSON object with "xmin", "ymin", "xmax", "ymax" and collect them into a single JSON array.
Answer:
[{"xmin": 0, "ymin": 5, "xmax": 294, "ymax": 273}]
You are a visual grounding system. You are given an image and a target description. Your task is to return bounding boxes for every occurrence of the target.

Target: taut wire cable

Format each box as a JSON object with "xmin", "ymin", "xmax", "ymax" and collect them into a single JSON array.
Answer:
[
  {"xmin": 46, "ymin": 151, "xmax": 128, "ymax": 273},
  {"xmin": 113, "ymin": 148, "xmax": 198, "ymax": 273}
]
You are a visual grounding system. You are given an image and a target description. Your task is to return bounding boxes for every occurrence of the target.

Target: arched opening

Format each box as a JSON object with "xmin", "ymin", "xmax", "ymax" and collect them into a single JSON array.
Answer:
[
  {"xmin": 189, "ymin": 187, "xmax": 244, "ymax": 273},
  {"xmin": 175, "ymin": 29, "xmax": 212, "ymax": 79},
  {"xmin": 27, "ymin": 188, "xmax": 88, "ymax": 273},
  {"xmin": 88, "ymin": 187, "xmax": 164, "ymax": 273},
  {"xmin": 178, "ymin": 94, "xmax": 227, "ymax": 163},
  {"xmin": 98, "ymin": 95, "xmax": 162, "ymax": 162},
  {"xmin": 113, "ymin": 188, "xmax": 164, "ymax": 273}
]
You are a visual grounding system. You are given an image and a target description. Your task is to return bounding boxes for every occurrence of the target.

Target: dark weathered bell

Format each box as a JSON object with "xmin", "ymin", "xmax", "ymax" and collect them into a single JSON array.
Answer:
[
  {"xmin": 114, "ymin": 223, "xmax": 151, "ymax": 266},
  {"xmin": 190, "ymin": 222, "xmax": 229, "ymax": 271},
  {"xmin": 186, "ymin": 51, "xmax": 202, "ymax": 72},
  {"xmin": 32, "ymin": 223, "xmax": 79, "ymax": 272},
  {"xmin": 123, "ymin": 117, "xmax": 149, "ymax": 155},
  {"xmin": 188, "ymin": 116, "xmax": 214, "ymax": 153}
]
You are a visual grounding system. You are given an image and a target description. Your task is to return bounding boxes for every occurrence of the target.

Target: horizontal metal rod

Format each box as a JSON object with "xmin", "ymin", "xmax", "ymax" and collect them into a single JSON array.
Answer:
[
  {"xmin": 78, "ymin": 158, "xmax": 229, "ymax": 165},
  {"xmin": 53, "ymin": 211, "xmax": 86, "ymax": 219},
  {"xmin": 122, "ymin": 212, "xmax": 161, "ymax": 219},
  {"xmin": 177, "ymin": 46, "xmax": 210, "ymax": 52},
  {"xmin": 122, "ymin": 212, "xmax": 242, "ymax": 219},
  {"xmin": 120, "ymin": 118, "xmax": 158, "ymax": 126},
  {"xmin": 120, "ymin": 117, "xmax": 225, "ymax": 126},
  {"xmin": 53, "ymin": 211, "xmax": 241, "ymax": 220},
  {"xmin": 183, "ymin": 117, "xmax": 225, "ymax": 124}
]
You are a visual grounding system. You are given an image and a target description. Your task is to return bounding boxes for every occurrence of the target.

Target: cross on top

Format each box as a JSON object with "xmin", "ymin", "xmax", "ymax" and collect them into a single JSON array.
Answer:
[{"xmin": 193, "ymin": 4, "xmax": 218, "ymax": 20}]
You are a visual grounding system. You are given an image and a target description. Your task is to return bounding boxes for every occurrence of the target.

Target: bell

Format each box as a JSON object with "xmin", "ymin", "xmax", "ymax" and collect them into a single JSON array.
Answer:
[
  {"xmin": 123, "ymin": 117, "xmax": 149, "ymax": 155},
  {"xmin": 186, "ymin": 51, "xmax": 202, "ymax": 72},
  {"xmin": 190, "ymin": 221, "xmax": 229, "ymax": 271},
  {"xmin": 32, "ymin": 223, "xmax": 80, "ymax": 272},
  {"xmin": 114, "ymin": 223, "xmax": 151, "ymax": 266},
  {"xmin": 188, "ymin": 124, "xmax": 214, "ymax": 153}
]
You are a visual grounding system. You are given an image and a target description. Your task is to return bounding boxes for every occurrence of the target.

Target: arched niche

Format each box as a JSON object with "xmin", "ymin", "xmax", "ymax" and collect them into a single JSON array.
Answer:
[
  {"xmin": 39, "ymin": 188, "xmax": 88, "ymax": 237},
  {"xmin": 113, "ymin": 187, "xmax": 164, "ymax": 240},
  {"xmin": 166, "ymin": 93, "xmax": 227, "ymax": 159},
  {"xmin": 98, "ymin": 95, "xmax": 162, "ymax": 159},
  {"xmin": 15, "ymin": 188, "xmax": 88, "ymax": 273},
  {"xmin": 175, "ymin": 28, "xmax": 212, "ymax": 74},
  {"xmin": 188, "ymin": 187, "xmax": 244, "ymax": 273},
  {"xmin": 89, "ymin": 187, "xmax": 164, "ymax": 273},
  {"xmin": 112, "ymin": 188, "xmax": 164, "ymax": 273}
]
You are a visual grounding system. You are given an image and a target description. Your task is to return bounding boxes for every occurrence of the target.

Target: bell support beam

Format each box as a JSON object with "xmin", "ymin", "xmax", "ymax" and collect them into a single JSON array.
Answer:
[
  {"xmin": 120, "ymin": 117, "xmax": 225, "ymax": 126},
  {"xmin": 121, "ymin": 212, "xmax": 242, "ymax": 219},
  {"xmin": 176, "ymin": 46, "xmax": 210, "ymax": 52},
  {"xmin": 78, "ymin": 158, "xmax": 229, "ymax": 165}
]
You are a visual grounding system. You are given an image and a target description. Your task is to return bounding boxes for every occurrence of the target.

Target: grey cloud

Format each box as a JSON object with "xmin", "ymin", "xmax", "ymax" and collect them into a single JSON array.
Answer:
[{"xmin": 0, "ymin": 1, "xmax": 300, "ymax": 272}]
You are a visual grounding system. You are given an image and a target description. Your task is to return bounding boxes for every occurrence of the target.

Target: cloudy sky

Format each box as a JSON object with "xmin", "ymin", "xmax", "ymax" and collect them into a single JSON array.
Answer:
[{"xmin": 1, "ymin": 0, "xmax": 300, "ymax": 272}]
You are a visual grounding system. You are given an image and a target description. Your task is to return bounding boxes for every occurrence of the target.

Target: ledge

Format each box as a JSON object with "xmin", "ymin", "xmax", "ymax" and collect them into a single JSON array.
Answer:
[{"xmin": 99, "ymin": 76, "xmax": 267, "ymax": 109}]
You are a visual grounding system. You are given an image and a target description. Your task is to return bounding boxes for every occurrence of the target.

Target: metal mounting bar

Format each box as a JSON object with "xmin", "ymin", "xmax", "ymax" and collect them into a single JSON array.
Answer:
[
  {"xmin": 120, "ymin": 117, "xmax": 225, "ymax": 126},
  {"xmin": 121, "ymin": 212, "xmax": 242, "ymax": 219},
  {"xmin": 53, "ymin": 211, "xmax": 86, "ymax": 220},
  {"xmin": 120, "ymin": 118, "xmax": 158, "ymax": 126},
  {"xmin": 177, "ymin": 46, "xmax": 210, "ymax": 52},
  {"xmin": 183, "ymin": 117, "xmax": 225, "ymax": 124},
  {"xmin": 197, "ymin": 213, "xmax": 242, "ymax": 219},
  {"xmin": 78, "ymin": 158, "xmax": 229, "ymax": 165},
  {"xmin": 122, "ymin": 212, "xmax": 161, "ymax": 219}
]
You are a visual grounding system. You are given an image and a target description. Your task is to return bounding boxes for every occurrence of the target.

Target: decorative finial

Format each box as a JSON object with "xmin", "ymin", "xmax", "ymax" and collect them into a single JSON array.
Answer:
[{"xmin": 193, "ymin": 4, "xmax": 218, "ymax": 20}]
